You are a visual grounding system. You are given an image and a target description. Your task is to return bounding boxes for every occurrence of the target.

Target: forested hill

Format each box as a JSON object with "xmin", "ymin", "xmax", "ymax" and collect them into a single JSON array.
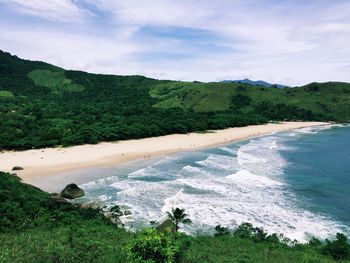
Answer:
[{"xmin": 1, "ymin": 49, "xmax": 350, "ymax": 150}]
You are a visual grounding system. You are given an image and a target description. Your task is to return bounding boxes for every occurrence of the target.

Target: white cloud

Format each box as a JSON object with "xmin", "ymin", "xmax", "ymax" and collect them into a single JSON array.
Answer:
[
  {"xmin": 0, "ymin": 0, "xmax": 91, "ymax": 22},
  {"xmin": 1, "ymin": 0, "xmax": 350, "ymax": 85},
  {"xmin": 90, "ymin": 0, "xmax": 210, "ymax": 27},
  {"xmin": 0, "ymin": 25, "xmax": 142, "ymax": 74}
]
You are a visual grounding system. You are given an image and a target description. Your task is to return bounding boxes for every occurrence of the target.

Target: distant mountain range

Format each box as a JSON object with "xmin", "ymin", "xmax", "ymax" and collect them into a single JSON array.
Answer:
[{"xmin": 220, "ymin": 79, "xmax": 289, "ymax": 88}]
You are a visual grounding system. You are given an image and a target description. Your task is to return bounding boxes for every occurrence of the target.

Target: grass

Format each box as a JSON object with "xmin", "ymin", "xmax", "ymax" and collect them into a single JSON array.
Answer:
[
  {"xmin": 0, "ymin": 226, "xmax": 342, "ymax": 263},
  {"xmin": 180, "ymin": 235, "xmax": 336, "ymax": 263},
  {"xmin": 0, "ymin": 90, "xmax": 14, "ymax": 98},
  {"xmin": 149, "ymin": 81, "xmax": 350, "ymax": 121},
  {"xmin": 150, "ymin": 82, "xmax": 237, "ymax": 112},
  {"xmin": 28, "ymin": 69, "xmax": 85, "ymax": 93},
  {"xmin": 0, "ymin": 223, "xmax": 131, "ymax": 263}
]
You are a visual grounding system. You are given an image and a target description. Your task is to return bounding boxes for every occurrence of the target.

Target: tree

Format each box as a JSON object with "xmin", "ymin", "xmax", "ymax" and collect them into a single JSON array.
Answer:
[
  {"xmin": 231, "ymin": 93, "xmax": 252, "ymax": 110},
  {"xmin": 166, "ymin": 208, "xmax": 191, "ymax": 234}
]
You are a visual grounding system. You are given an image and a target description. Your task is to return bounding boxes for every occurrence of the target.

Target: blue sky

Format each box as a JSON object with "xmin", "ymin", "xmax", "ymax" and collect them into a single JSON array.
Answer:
[{"xmin": 0, "ymin": 0, "xmax": 349, "ymax": 85}]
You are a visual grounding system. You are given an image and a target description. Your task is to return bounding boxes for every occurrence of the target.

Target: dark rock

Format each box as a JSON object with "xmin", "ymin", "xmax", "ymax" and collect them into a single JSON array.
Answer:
[
  {"xmin": 80, "ymin": 201, "xmax": 100, "ymax": 210},
  {"xmin": 110, "ymin": 205, "xmax": 123, "ymax": 217},
  {"xmin": 49, "ymin": 193, "xmax": 69, "ymax": 206},
  {"xmin": 12, "ymin": 166, "xmax": 24, "ymax": 171},
  {"xmin": 124, "ymin": 210, "xmax": 132, "ymax": 216},
  {"xmin": 60, "ymin": 184, "xmax": 85, "ymax": 199}
]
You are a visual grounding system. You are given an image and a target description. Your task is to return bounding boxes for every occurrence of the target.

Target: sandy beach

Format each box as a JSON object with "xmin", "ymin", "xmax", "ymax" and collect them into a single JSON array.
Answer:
[{"xmin": 0, "ymin": 121, "xmax": 327, "ymax": 182}]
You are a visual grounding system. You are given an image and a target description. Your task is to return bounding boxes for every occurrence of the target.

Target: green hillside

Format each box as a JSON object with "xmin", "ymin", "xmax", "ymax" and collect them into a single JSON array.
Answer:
[
  {"xmin": 150, "ymin": 80, "xmax": 350, "ymax": 118},
  {"xmin": 28, "ymin": 69, "xmax": 85, "ymax": 93},
  {"xmin": 1, "ymin": 171, "xmax": 348, "ymax": 263},
  {"xmin": 1, "ymin": 50, "xmax": 349, "ymax": 150}
]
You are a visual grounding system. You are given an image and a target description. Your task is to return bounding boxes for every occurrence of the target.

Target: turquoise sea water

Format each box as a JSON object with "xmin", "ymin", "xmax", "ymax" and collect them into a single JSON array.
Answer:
[{"xmin": 79, "ymin": 124, "xmax": 350, "ymax": 241}]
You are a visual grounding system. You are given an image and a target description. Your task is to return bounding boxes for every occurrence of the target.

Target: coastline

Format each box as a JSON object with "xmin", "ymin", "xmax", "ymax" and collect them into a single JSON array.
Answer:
[{"xmin": 0, "ymin": 121, "xmax": 328, "ymax": 182}]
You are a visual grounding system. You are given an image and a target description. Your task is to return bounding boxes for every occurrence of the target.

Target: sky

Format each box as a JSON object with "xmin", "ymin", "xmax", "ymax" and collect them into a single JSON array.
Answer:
[{"xmin": 0, "ymin": 0, "xmax": 350, "ymax": 86}]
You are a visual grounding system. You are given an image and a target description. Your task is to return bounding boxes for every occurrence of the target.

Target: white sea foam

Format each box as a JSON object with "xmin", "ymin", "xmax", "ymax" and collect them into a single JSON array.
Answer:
[
  {"xmin": 225, "ymin": 170, "xmax": 283, "ymax": 188},
  {"xmin": 80, "ymin": 181, "xmax": 97, "ymax": 189},
  {"xmin": 237, "ymin": 136, "xmax": 287, "ymax": 177},
  {"xmin": 80, "ymin": 130, "xmax": 349, "ymax": 242},
  {"xmin": 177, "ymin": 178, "xmax": 237, "ymax": 195},
  {"xmin": 219, "ymin": 146, "xmax": 237, "ymax": 155},
  {"xmin": 181, "ymin": 165, "xmax": 212, "ymax": 177},
  {"xmin": 196, "ymin": 154, "xmax": 240, "ymax": 171},
  {"xmin": 160, "ymin": 178, "xmax": 345, "ymax": 242},
  {"xmin": 98, "ymin": 194, "xmax": 111, "ymax": 201},
  {"xmin": 296, "ymin": 127, "xmax": 318, "ymax": 134},
  {"xmin": 128, "ymin": 166, "xmax": 159, "ymax": 178},
  {"xmin": 296, "ymin": 124, "xmax": 334, "ymax": 134},
  {"xmin": 153, "ymin": 156, "xmax": 179, "ymax": 166},
  {"xmin": 270, "ymin": 140, "xmax": 278, "ymax": 149},
  {"xmin": 80, "ymin": 175, "xmax": 120, "ymax": 191},
  {"xmin": 333, "ymin": 123, "xmax": 350, "ymax": 128},
  {"xmin": 113, "ymin": 181, "xmax": 181, "ymax": 226}
]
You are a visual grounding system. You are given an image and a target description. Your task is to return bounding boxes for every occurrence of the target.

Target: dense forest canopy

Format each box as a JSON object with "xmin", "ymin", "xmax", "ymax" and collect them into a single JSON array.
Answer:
[{"xmin": 1, "ymin": 50, "xmax": 350, "ymax": 150}]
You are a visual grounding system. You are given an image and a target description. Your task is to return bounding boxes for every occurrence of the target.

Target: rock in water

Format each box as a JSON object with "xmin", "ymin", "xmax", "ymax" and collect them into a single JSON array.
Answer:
[
  {"xmin": 12, "ymin": 166, "xmax": 24, "ymax": 171},
  {"xmin": 60, "ymin": 184, "xmax": 85, "ymax": 199},
  {"xmin": 124, "ymin": 210, "xmax": 132, "ymax": 216}
]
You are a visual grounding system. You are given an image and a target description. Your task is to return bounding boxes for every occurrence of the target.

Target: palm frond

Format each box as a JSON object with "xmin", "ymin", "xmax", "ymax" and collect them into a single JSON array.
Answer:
[{"xmin": 166, "ymin": 211, "xmax": 175, "ymax": 221}]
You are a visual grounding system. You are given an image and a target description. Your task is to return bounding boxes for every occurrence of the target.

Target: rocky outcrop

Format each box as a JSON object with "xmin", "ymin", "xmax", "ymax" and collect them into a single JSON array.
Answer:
[
  {"xmin": 60, "ymin": 184, "xmax": 85, "ymax": 199},
  {"xmin": 80, "ymin": 201, "xmax": 100, "ymax": 210},
  {"xmin": 12, "ymin": 166, "xmax": 24, "ymax": 171},
  {"xmin": 49, "ymin": 193, "xmax": 69, "ymax": 206}
]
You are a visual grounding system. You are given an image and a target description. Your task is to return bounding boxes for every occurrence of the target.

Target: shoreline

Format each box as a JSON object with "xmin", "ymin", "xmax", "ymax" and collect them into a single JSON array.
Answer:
[{"xmin": 0, "ymin": 122, "xmax": 328, "ymax": 183}]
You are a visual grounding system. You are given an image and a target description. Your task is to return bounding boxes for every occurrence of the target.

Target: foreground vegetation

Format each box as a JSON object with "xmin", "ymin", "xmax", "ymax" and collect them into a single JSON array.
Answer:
[
  {"xmin": 1, "ymin": 171, "xmax": 349, "ymax": 262},
  {"xmin": 1, "ymin": 50, "xmax": 350, "ymax": 150}
]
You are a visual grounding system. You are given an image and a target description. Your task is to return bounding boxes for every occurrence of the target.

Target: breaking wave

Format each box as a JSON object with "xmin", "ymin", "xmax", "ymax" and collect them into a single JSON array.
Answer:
[{"xmin": 80, "ymin": 125, "xmax": 350, "ymax": 241}]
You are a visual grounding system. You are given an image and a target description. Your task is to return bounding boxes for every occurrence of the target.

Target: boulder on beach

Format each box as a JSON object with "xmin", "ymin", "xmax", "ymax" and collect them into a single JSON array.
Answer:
[
  {"xmin": 12, "ymin": 166, "xmax": 24, "ymax": 171},
  {"xmin": 60, "ymin": 184, "xmax": 85, "ymax": 199}
]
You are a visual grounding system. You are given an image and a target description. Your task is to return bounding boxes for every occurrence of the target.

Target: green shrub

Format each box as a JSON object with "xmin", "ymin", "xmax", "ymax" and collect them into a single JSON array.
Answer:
[
  {"xmin": 321, "ymin": 233, "xmax": 350, "ymax": 260},
  {"xmin": 127, "ymin": 228, "xmax": 179, "ymax": 263},
  {"xmin": 214, "ymin": 225, "xmax": 230, "ymax": 237},
  {"xmin": 0, "ymin": 172, "xmax": 103, "ymax": 232},
  {"xmin": 233, "ymin": 223, "xmax": 265, "ymax": 242},
  {"xmin": 308, "ymin": 237, "xmax": 322, "ymax": 248}
]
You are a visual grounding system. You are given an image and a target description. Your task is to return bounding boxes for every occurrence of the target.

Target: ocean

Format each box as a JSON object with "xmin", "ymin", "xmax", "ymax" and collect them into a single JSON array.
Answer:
[{"xmin": 79, "ymin": 124, "xmax": 350, "ymax": 241}]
